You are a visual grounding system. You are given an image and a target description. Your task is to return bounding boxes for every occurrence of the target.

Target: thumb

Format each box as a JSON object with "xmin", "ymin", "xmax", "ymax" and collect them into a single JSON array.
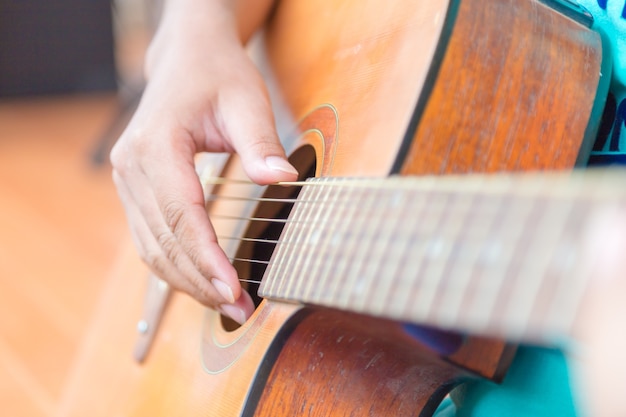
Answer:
[
  {"xmin": 238, "ymin": 134, "xmax": 299, "ymax": 185},
  {"xmin": 218, "ymin": 81, "xmax": 299, "ymax": 185}
]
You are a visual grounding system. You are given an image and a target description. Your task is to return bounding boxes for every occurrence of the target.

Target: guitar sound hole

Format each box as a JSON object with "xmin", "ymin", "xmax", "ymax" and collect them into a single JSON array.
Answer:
[{"xmin": 223, "ymin": 145, "xmax": 317, "ymax": 329}]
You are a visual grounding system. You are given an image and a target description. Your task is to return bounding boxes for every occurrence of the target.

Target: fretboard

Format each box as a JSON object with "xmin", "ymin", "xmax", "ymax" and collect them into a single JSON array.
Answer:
[{"xmin": 258, "ymin": 169, "xmax": 626, "ymax": 344}]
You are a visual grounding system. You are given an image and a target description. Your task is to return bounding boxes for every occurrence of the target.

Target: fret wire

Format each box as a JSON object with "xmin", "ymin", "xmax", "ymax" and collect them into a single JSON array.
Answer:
[
  {"xmin": 383, "ymin": 189, "xmax": 430, "ymax": 318},
  {"xmin": 334, "ymin": 179, "xmax": 383, "ymax": 309},
  {"xmin": 267, "ymin": 183, "xmax": 302, "ymax": 297},
  {"xmin": 301, "ymin": 178, "xmax": 347, "ymax": 302},
  {"xmin": 360, "ymin": 186, "xmax": 418, "ymax": 316},
  {"xmin": 345, "ymin": 184, "xmax": 395, "ymax": 312},
  {"xmin": 215, "ymin": 190, "xmax": 536, "ymax": 227},
  {"xmin": 540, "ymin": 202, "xmax": 593, "ymax": 338},
  {"xmin": 294, "ymin": 191, "xmax": 528, "ymax": 316},
  {"xmin": 284, "ymin": 179, "xmax": 336, "ymax": 300},
  {"xmin": 363, "ymin": 185, "xmax": 427, "ymax": 314},
  {"xmin": 483, "ymin": 191, "xmax": 545, "ymax": 337},
  {"xmin": 429, "ymin": 189, "xmax": 480, "ymax": 327},
  {"xmin": 450, "ymin": 191, "xmax": 526, "ymax": 332},
  {"xmin": 286, "ymin": 200, "xmax": 510, "ymax": 310},
  {"xmin": 315, "ymin": 178, "xmax": 359, "ymax": 304},
  {"xmin": 401, "ymin": 179, "xmax": 443, "ymax": 320},
  {"xmin": 415, "ymin": 189, "xmax": 475, "ymax": 320},
  {"xmin": 299, "ymin": 181, "xmax": 342, "ymax": 301},
  {"xmin": 250, "ymin": 172, "xmax": 626, "ymax": 338},
  {"xmin": 454, "ymin": 190, "xmax": 508, "ymax": 325},
  {"xmin": 456, "ymin": 191, "xmax": 510, "ymax": 334},
  {"xmin": 313, "ymin": 178, "xmax": 365, "ymax": 302},
  {"xmin": 409, "ymin": 190, "xmax": 461, "ymax": 319},
  {"xmin": 521, "ymin": 202, "xmax": 577, "ymax": 339},
  {"xmin": 230, "ymin": 188, "xmax": 588, "ymax": 286},
  {"xmin": 269, "ymin": 178, "xmax": 323, "ymax": 297},
  {"xmin": 503, "ymin": 197, "xmax": 574, "ymax": 335},
  {"xmin": 416, "ymin": 193, "xmax": 524, "ymax": 332},
  {"xmin": 294, "ymin": 179, "xmax": 338, "ymax": 296}
]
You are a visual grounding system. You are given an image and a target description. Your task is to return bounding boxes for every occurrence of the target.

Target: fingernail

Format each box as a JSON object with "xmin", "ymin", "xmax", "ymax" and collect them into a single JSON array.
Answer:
[
  {"xmin": 212, "ymin": 278, "xmax": 235, "ymax": 304},
  {"xmin": 265, "ymin": 156, "xmax": 298, "ymax": 176},
  {"xmin": 219, "ymin": 304, "xmax": 247, "ymax": 325}
]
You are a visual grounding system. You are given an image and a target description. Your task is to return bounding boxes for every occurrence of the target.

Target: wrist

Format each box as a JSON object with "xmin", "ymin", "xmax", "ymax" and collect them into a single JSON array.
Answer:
[
  {"xmin": 145, "ymin": 0, "xmax": 274, "ymax": 79},
  {"xmin": 155, "ymin": 0, "xmax": 275, "ymax": 45}
]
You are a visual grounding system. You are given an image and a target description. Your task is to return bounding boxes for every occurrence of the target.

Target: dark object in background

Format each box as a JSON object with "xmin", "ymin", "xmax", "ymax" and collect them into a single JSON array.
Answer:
[{"xmin": 0, "ymin": 0, "xmax": 117, "ymax": 97}]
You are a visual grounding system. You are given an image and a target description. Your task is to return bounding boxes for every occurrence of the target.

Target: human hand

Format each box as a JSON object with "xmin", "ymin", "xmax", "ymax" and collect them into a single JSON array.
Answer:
[
  {"xmin": 573, "ymin": 208, "xmax": 626, "ymax": 417},
  {"xmin": 110, "ymin": 0, "xmax": 297, "ymax": 324}
]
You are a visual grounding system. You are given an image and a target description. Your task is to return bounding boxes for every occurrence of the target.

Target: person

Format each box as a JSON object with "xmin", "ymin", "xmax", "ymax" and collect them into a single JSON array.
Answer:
[
  {"xmin": 110, "ymin": 0, "xmax": 297, "ymax": 325},
  {"xmin": 110, "ymin": 0, "xmax": 626, "ymax": 415}
]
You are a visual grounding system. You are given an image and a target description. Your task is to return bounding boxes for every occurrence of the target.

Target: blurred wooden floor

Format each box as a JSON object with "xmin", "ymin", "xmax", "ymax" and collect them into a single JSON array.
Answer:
[{"xmin": 0, "ymin": 94, "xmax": 130, "ymax": 416}]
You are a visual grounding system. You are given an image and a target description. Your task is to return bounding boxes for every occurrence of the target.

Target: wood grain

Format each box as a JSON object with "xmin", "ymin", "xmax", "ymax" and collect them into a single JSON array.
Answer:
[
  {"xmin": 254, "ymin": 0, "xmax": 602, "ymax": 411},
  {"xmin": 265, "ymin": 0, "xmax": 451, "ymax": 176},
  {"xmin": 403, "ymin": 0, "xmax": 602, "ymax": 174},
  {"xmin": 55, "ymin": 0, "xmax": 604, "ymax": 415},
  {"xmin": 252, "ymin": 309, "xmax": 469, "ymax": 417},
  {"xmin": 397, "ymin": 0, "xmax": 602, "ymax": 379}
]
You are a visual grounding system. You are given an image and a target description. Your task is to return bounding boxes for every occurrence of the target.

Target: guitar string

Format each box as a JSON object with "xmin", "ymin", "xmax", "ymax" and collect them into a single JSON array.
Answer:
[
  {"xmin": 206, "ymin": 194, "xmax": 299, "ymax": 204},
  {"xmin": 211, "ymin": 192, "xmax": 432, "ymax": 243},
  {"xmin": 202, "ymin": 174, "xmax": 605, "ymax": 198},
  {"xmin": 212, "ymin": 213, "xmax": 290, "ymax": 224},
  {"xmin": 223, "ymin": 217, "xmax": 567, "ymax": 290},
  {"xmin": 239, "ymin": 279, "xmax": 263, "ymax": 285},
  {"xmin": 207, "ymin": 180, "xmax": 315, "ymax": 287},
  {"xmin": 204, "ymin": 177, "xmax": 331, "ymax": 187},
  {"xmin": 214, "ymin": 193, "xmax": 425, "ymax": 288},
  {"xmin": 202, "ymin": 177, "xmax": 606, "ymax": 303},
  {"xmin": 203, "ymin": 176, "xmax": 439, "ymax": 191},
  {"xmin": 207, "ymin": 179, "xmax": 459, "ymax": 287},
  {"xmin": 211, "ymin": 213, "xmax": 315, "ymax": 225},
  {"xmin": 218, "ymin": 235, "xmax": 281, "ymax": 245},
  {"xmin": 230, "ymin": 256, "xmax": 270, "ymax": 265},
  {"xmin": 202, "ymin": 177, "xmax": 572, "ymax": 288},
  {"xmin": 213, "ymin": 206, "xmax": 578, "ymax": 292}
]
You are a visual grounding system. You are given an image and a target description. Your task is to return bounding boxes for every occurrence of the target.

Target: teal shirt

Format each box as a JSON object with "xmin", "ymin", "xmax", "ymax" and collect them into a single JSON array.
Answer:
[
  {"xmin": 579, "ymin": 0, "xmax": 626, "ymax": 89},
  {"xmin": 580, "ymin": 0, "xmax": 626, "ymax": 164},
  {"xmin": 435, "ymin": 1, "xmax": 625, "ymax": 416},
  {"xmin": 440, "ymin": 346, "xmax": 580, "ymax": 416}
]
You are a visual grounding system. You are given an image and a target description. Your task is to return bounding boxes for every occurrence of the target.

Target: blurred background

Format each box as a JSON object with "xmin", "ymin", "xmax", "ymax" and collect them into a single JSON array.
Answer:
[{"xmin": 0, "ymin": 1, "xmax": 154, "ymax": 414}]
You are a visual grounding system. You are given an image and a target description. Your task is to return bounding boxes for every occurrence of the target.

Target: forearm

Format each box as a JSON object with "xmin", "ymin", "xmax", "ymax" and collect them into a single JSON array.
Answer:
[
  {"xmin": 146, "ymin": 0, "xmax": 276, "ymax": 78},
  {"xmin": 162, "ymin": 0, "xmax": 274, "ymax": 41}
]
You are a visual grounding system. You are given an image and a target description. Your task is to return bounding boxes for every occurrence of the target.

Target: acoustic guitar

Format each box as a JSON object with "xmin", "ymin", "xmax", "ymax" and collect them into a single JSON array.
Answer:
[{"xmin": 59, "ymin": 0, "xmax": 606, "ymax": 415}]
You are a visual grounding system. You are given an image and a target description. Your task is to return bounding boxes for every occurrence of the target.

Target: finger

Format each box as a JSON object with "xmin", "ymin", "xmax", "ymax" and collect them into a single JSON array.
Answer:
[
  {"xmin": 133, "ymin": 132, "xmax": 244, "ymax": 302},
  {"xmin": 115, "ymin": 171, "xmax": 253, "ymax": 326},
  {"xmin": 216, "ymin": 73, "xmax": 299, "ymax": 185},
  {"xmin": 112, "ymin": 162, "xmax": 235, "ymax": 307},
  {"xmin": 218, "ymin": 291, "xmax": 256, "ymax": 325}
]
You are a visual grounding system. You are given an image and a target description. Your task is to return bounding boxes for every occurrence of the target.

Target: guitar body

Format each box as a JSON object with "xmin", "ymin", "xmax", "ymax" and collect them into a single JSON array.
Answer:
[{"xmin": 60, "ymin": 0, "xmax": 603, "ymax": 416}]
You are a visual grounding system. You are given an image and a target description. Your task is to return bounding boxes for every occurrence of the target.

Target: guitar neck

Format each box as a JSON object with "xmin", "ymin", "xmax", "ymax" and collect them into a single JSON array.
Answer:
[{"xmin": 259, "ymin": 169, "xmax": 626, "ymax": 345}]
